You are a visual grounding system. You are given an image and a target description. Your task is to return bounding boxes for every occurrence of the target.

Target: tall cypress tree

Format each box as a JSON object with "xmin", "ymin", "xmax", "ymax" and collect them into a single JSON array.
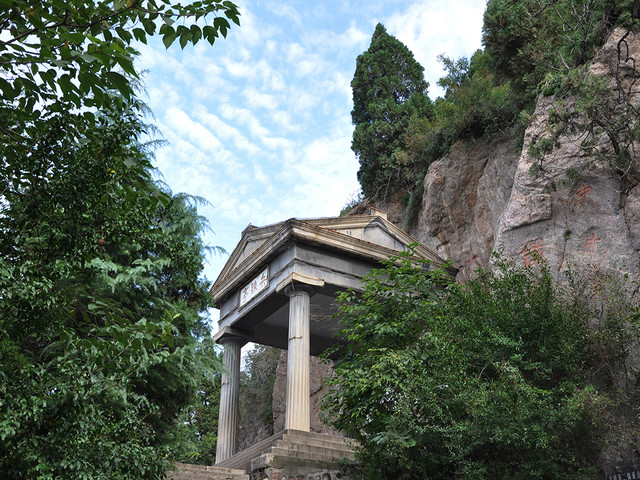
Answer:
[{"xmin": 351, "ymin": 23, "xmax": 433, "ymax": 200}]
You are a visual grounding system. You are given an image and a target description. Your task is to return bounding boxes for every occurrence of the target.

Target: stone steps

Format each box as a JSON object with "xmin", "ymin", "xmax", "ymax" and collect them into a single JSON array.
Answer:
[
  {"xmin": 280, "ymin": 430, "xmax": 356, "ymax": 450},
  {"xmin": 167, "ymin": 462, "xmax": 248, "ymax": 480},
  {"xmin": 270, "ymin": 445, "xmax": 351, "ymax": 462},
  {"xmin": 215, "ymin": 430, "xmax": 286, "ymax": 471},
  {"xmin": 215, "ymin": 429, "xmax": 357, "ymax": 474}
]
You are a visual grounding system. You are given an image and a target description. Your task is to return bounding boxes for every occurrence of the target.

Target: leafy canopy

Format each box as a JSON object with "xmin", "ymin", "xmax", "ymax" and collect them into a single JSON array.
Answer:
[
  {"xmin": 0, "ymin": 0, "xmax": 239, "ymax": 477},
  {"xmin": 323, "ymin": 251, "xmax": 640, "ymax": 480},
  {"xmin": 0, "ymin": 101, "xmax": 223, "ymax": 478},
  {"xmin": 0, "ymin": 0, "xmax": 240, "ymax": 153}
]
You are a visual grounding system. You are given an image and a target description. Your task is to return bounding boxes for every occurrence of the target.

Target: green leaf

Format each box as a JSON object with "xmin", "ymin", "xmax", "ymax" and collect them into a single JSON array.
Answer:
[
  {"xmin": 0, "ymin": 77, "xmax": 17, "ymax": 99},
  {"xmin": 179, "ymin": 31, "xmax": 191, "ymax": 49},
  {"xmin": 142, "ymin": 18, "xmax": 155, "ymax": 35},
  {"xmin": 214, "ymin": 17, "xmax": 230, "ymax": 37},
  {"xmin": 190, "ymin": 25, "xmax": 202, "ymax": 44},
  {"xmin": 132, "ymin": 28, "xmax": 147, "ymax": 43},
  {"xmin": 160, "ymin": 24, "xmax": 177, "ymax": 48},
  {"xmin": 202, "ymin": 25, "xmax": 217, "ymax": 43},
  {"xmin": 105, "ymin": 71, "xmax": 131, "ymax": 97}
]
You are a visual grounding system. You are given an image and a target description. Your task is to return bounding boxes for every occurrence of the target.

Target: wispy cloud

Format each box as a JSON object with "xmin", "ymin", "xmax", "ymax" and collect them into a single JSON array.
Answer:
[{"xmin": 138, "ymin": 0, "xmax": 486, "ymax": 283}]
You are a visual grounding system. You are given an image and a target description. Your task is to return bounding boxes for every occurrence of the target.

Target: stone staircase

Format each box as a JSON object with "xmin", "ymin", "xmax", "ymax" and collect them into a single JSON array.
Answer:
[
  {"xmin": 214, "ymin": 430, "xmax": 286, "ymax": 472},
  {"xmin": 171, "ymin": 430, "xmax": 357, "ymax": 479},
  {"xmin": 250, "ymin": 429, "xmax": 356, "ymax": 471}
]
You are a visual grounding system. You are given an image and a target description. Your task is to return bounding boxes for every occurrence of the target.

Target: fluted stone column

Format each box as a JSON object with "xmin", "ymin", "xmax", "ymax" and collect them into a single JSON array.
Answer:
[
  {"xmin": 284, "ymin": 285, "xmax": 312, "ymax": 431},
  {"xmin": 215, "ymin": 337, "xmax": 242, "ymax": 463}
]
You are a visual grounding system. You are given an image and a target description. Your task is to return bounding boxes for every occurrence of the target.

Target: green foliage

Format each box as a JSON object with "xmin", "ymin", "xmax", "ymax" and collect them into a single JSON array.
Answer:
[
  {"xmin": 351, "ymin": 23, "xmax": 434, "ymax": 200},
  {"xmin": 435, "ymin": 50, "xmax": 521, "ymax": 141},
  {"xmin": 0, "ymin": 100, "xmax": 220, "ymax": 478},
  {"xmin": 0, "ymin": 2, "xmax": 238, "ymax": 475},
  {"xmin": 482, "ymin": 0, "xmax": 637, "ymax": 103},
  {"xmin": 174, "ymin": 343, "xmax": 223, "ymax": 466},
  {"xmin": 528, "ymin": 60, "xmax": 640, "ymax": 196},
  {"xmin": 0, "ymin": 0, "xmax": 240, "ymax": 154},
  {"xmin": 323, "ymin": 251, "xmax": 640, "ymax": 480}
]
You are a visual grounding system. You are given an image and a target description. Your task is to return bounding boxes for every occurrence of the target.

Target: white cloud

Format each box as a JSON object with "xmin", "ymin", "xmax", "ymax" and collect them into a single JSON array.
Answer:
[
  {"xmin": 165, "ymin": 107, "xmax": 223, "ymax": 151},
  {"xmin": 230, "ymin": 3, "xmax": 269, "ymax": 48},
  {"xmin": 219, "ymin": 104, "xmax": 270, "ymax": 139},
  {"xmin": 271, "ymin": 3, "xmax": 302, "ymax": 26},
  {"xmin": 252, "ymin": 164, "xmax": 272, "ymax": 189},
  {"xmin": 287, "ymin": 43, "xmax": 306, "ymax": 63},
  {"xmin": 288, "ymin": 89, "xmax": 320, "ymax": 113},
  {"xmin": 339, "ymin": 21, "xmax": 370, "ymax": 49},
  {"xmin": 261, "ymin": 136, "xmax": 294, "ymax": 151},
  {"xmin": 243, "ymin": 87, "xmax": 279, "ymax": 110},
  {"xmin": 386, "ymin": 0, "xmax": 485, "ymax": 99},
  {"xmin": 194, "ymin": 106, "xmax": 261, "ymax": 156},
  {"xmin": 146, "ymin": 83, "xmax": 182, "ymax": 110},
  {"xmin": 224, "ymin": 58, "xmax": 257, "ymax": 78},
  {"xmin": 271, "ymin": 110, "xmax": 300, "ymax": 132},
  {"xmin": 302, "ymin": 20, "xmax": 369, "ymax": 55}
]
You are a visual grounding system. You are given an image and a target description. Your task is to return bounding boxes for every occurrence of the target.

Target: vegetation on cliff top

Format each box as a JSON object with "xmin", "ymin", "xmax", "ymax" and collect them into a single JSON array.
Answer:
[{"xmin": 352, "ymin": 0, "xmax": 640, "ymax": 209}]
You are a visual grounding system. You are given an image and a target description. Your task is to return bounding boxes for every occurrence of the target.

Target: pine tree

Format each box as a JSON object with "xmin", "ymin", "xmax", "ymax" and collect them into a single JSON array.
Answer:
[{"xmin": 351, "ymin": 23, "xmax": 433, "ymax": 199}]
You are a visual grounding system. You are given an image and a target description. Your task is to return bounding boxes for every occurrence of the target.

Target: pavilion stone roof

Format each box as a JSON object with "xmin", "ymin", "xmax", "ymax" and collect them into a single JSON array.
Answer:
[
  {"xmin": 210, "ymin": 209, "xmax": 452, "ymax": 354},
  {"xmin": 210, "ymin": 208, "xmax": 448, "ymax": 305}
]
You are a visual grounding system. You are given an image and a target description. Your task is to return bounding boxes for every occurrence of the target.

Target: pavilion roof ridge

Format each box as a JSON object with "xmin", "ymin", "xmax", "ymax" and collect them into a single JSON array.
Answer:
[{"xmin": 211, "ymin": 212, "xmax": 449, "ymax": 305}]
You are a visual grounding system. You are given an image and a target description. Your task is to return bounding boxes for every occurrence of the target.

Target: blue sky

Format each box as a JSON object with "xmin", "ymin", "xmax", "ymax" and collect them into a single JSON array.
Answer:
[{"xmin": 136, "ymin": 0, "xmax": 487, "ymax": 288}]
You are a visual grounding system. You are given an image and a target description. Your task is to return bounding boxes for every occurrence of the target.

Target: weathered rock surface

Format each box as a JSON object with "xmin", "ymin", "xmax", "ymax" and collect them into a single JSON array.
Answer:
[
  {"xmin": 411, "ymin": 139, "xmax": 520, "ymax": 280},
  {"xmin": 493, "ymin": 28, "xmax": 640, "ymax": 279}
]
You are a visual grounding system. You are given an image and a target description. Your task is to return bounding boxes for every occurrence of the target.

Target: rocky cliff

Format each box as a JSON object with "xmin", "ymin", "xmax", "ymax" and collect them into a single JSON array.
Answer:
[{"xmin": 387, "ymin": 27, "xmax": 640, "ymax": 285}]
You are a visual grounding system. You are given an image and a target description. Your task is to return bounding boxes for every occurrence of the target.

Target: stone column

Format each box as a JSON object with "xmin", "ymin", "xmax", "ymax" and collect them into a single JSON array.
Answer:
[
  {"xmin": 284, "ymin": 285, "xmax": 312, "ymax": 431},
  {"xmin": 215, "ymin": 337, "xmax": 243, "ymax": 463}
]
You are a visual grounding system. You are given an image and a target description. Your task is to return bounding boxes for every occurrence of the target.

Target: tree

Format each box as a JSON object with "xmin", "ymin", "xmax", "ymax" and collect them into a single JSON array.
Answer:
[
  {"xmin": 0, "ymin": 99, "xmax": 222, "ymax": 478},
  {"xmin": 238, "ymin": 346, "xmax": 280, "ymax": 450},
  {"xmin": 176, "ymin": 344, "xmax": 223, "ymax": 466},
  {"xmin": 0, "ymin": 0, "xmax": 240, "ymax": 159},
  {"xmin": 351, "ymin": 23, "xmax": 434, "ymax": 200},
  {"xmin": 323, "ymin": 251, "xmax": 640, "ymax": 480},
  {"xmin": 0, "ymin": 1, "xmax": 239, "ymax": 476}
]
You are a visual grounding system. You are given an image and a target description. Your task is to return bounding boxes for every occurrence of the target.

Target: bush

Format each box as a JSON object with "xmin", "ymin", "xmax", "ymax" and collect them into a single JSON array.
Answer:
[{"xmin": 323, "ymin": 251, "xmax": 640, "ymax": 480}]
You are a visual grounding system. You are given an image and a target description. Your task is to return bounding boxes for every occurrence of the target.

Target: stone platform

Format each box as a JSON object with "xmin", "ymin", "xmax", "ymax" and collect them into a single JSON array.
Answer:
[{"xmin": 172, "ymin": 430, "xmax": 359, "ymax": 480}]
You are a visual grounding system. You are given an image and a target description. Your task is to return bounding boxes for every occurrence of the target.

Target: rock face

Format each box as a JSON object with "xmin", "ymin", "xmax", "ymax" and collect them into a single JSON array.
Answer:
[
  {"xmin": 410, "ymin": 139, "xmax": 520, "ymax": 280},
  {"xmin": 272, "ymin": 350, "xmax": 340, "ymax": 437},
  {"xmin": 492, "ymin": 28, "xmax": 640, "ymax": 279},
  {"xmin": 399, "ymin": 28, "xmax": 640, "ymax": 284}
]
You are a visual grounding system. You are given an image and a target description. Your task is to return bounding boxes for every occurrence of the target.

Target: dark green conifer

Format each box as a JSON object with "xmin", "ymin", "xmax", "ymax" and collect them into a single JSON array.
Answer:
[{"xmin": 351, "ymin": 23, "xmax": 433, "ymax": 199}]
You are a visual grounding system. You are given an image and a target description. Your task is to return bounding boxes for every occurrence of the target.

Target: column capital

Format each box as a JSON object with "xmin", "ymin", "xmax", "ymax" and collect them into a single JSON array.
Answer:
[
  {"xmin": 276, "ymin": 272, "xmax": 324, "ymax": 296},
  {"xmin": 214, "ymin": 326, "xmax": 249, "ymax": 347},
  {"xmin": 283, "ymin": 283, "xmax": 314, "ymax": 297}
]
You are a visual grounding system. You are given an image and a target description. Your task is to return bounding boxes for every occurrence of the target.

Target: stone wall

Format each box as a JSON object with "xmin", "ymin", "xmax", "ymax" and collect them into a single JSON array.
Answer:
[{"xmin": 250, "ymin": 465, "xmax": 359, "ymax": 480}]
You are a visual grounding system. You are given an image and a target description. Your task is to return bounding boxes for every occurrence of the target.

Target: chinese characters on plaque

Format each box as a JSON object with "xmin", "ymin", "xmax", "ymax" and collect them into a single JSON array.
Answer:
[{"xmin": 239, "ymin": 267, "xmax": 269, "ymax": 307}]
